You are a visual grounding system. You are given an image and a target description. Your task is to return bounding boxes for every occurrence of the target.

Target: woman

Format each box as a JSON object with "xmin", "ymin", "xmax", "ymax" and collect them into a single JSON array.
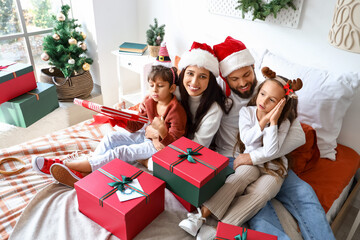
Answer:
[
  {"xmin": 144, "ymin": 41, "xmax": 229, "ymax": 170},
  {"xmin": 147, "ymin": 42, "xmax": 229, "ymax": 147}
]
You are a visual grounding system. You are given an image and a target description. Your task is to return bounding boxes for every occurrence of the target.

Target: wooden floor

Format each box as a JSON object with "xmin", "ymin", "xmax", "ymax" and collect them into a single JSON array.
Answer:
[{"xmin": 333, "ymin": 180, "xmax": 360, "ymax": 240}]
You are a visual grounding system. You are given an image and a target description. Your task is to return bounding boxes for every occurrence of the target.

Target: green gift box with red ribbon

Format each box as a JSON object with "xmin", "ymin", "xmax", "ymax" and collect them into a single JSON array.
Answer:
[
  {"xmin": 152, "ymin": 136, "xmax": 234, "ymax": 207},
  {"xmin": 0, "ymin": 60, "xmax": 37, "ymax": 104},
  {"xmin": 215, "ymin": 222, "xmax": 277, "ymax": 240},
  {"xmin": 74, "ymin": 158, "xmax": 166, "ymax": 240},
  {"xmin": 0, "ymin": 82, "xmax": 59, "ymax": 127}
]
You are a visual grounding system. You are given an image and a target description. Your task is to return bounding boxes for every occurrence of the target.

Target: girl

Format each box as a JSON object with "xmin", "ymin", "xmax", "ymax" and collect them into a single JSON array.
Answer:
[
  {"xmin": 179, "ymin": 66, "xmax": 303, "ymax": 239},
  {"xmin": 32, "ymin": 57, "xmax": 187, "ymax": 188}
]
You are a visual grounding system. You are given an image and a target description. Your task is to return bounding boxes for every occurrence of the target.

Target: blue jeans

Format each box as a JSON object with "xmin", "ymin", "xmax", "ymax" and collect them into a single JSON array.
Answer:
[
  {"xmin": 247, "ymin": 170, "xmax": 335, "ymax": 240},
  {"xmin": 228, "ymin": 157, "xmax": 235, "ymax": 169}
]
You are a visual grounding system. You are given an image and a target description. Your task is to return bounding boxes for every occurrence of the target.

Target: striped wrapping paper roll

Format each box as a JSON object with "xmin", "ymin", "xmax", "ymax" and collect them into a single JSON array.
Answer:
[{"xmin": 74, "ymin": 98, "xmax": 148, "ymax": 124}]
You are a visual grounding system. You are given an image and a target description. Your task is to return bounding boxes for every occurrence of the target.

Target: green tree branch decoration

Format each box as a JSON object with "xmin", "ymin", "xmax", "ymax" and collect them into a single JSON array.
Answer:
[
  {"xmin": 146, "ymin": 18, "xmax": 165, "ymax": 46},
  {"xmin": 236, "ymin": 0, "xmax": 296, "ymax": 21}
]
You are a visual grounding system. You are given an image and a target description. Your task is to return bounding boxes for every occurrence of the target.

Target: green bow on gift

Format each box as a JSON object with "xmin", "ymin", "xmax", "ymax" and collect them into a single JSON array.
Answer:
[
  {"xmin": 234, "ymin": 228, "xmax": 247, "ymax": 240},
  {"xmin": 178, "ymin": 148, "xmax": 202, "ymax": 163},
  {"xmin": 108, "ymin": 176, "xmax": 133, "ymax": 192}
]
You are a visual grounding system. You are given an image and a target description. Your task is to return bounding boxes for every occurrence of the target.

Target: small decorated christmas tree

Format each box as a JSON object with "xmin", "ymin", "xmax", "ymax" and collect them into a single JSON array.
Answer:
[
  {"xmin": 41, "ymin": 5, "xmax": 93, "ymax": 79},
  {"xmin": 146, "ymin": 18, "xmax": 165, "ymax": 46}
]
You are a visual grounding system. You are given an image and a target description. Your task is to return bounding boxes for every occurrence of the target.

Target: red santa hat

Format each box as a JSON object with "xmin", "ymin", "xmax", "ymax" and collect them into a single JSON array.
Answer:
[
  {"xmin": 178, "ymin": 42, "xmax": 219, "ymax": 77},
  {"xmin": 213, "ymin": 36, "xmax": 255, "ymax": 97},
  {"xmin": 153, "ymin": 42, "xmax": 173, "ymax": 68}
]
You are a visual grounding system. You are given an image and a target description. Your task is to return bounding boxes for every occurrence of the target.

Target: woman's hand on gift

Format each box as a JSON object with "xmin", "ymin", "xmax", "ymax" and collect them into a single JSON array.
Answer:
[{"xmin": 233, "ymin": 153, "xmax": 253, "ymax": 170}]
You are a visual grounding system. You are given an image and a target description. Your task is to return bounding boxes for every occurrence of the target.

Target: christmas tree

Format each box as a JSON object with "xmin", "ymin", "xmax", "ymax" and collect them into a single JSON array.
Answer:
[
  {"xmin": 146, "ymin": 18, "xmax": 165, "ymax": 46},
  {"xmin": 41, "ymin": 4, "xmax": 93, "ymax": 79}
]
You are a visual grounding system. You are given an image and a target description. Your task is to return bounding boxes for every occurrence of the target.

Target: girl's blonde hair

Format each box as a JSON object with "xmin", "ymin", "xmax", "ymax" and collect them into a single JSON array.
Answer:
[{"xmin": 234, "ymin": 67, "xmax": 302, "ymax": 178}]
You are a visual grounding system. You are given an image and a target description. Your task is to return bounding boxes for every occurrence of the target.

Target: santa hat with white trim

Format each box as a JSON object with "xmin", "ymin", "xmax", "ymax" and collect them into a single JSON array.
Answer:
[
  {"xmin": 213, "ymin": 36, "xmax": 255, "ymax": 96},
  {"xmin": 213, "ymin": 36, "xmax": 255, "ymax": 77},
  {"xmin": 178, "ymin": 42, "xmax": 219, "ymax": 77}
]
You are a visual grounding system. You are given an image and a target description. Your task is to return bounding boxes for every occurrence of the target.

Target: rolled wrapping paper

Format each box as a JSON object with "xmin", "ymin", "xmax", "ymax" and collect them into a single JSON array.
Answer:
[{"xmin": 73, "ymin": 98, "xmax": 148, "ymax": 124}]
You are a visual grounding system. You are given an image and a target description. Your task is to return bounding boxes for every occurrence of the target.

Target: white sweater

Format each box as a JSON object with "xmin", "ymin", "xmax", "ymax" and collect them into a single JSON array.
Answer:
[
  {"xmin": 215, "ymin": 77, "xmax": 305, "ymax": 161},
  {"xmin": 189, "ymin": 95, "xmax": 223, "ymax": 148},
  {"xmin": 174, "ymin": 88, "xmax": 223, "ymax": 148},
  {"xmin": 239, "ymin": 106, "xmax": 291, "ymax": 170}
]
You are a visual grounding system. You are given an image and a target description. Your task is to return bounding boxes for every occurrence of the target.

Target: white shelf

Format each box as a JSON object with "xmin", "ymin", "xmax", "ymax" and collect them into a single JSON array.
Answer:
[{"xmin": 112, "ymin": 50, "xmax": 154, "ymax": 106}]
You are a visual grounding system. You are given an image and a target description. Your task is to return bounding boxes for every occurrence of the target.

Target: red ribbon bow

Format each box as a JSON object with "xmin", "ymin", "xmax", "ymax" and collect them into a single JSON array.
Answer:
[{"xmin": 284, "ymin": 82, "xmax": 294, "ymax": 96}]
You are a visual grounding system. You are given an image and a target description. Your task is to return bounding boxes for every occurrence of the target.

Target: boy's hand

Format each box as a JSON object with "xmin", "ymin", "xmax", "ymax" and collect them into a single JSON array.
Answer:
[
  {"xmin": 151, "ymin": 116, "xmax": 168, "ymax": 139},
  {"xmin": 139, "ymin": 95, "xmax": 150, "ymax": 113},
  {"xmin": 145, "ymin": 125, "xmax": 160, "ymax": 139},
  {"xmin": 113, "ymin": 101, "xmax": 126, "ymax": 110},
  {"xmin": 151, "ymin": 116, "xmax": 165, "ymax": 130}
]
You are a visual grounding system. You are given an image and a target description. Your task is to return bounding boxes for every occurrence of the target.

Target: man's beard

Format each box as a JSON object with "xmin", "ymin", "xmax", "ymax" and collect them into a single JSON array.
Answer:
[{"xmin": 231, "ymin": 77, "xmax": 258, "ymax": 99}]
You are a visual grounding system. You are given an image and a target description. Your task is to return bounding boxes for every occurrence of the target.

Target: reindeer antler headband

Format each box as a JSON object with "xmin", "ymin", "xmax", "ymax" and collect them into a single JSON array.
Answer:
[{"xmin": 261, "ymin": 67, "xmax": 303, "ymax": 99}]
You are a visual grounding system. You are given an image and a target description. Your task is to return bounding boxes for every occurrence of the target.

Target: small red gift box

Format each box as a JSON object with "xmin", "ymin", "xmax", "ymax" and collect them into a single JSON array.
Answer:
[
  {"xmin": 153, "ymin": 137, "xmax": 233, "ymax": 207},
  {"xmin": 0, "ymin": 60, "xmax": 37, "ymax": 104},
  {"xmin": 75, "ymin": 158, "xmax": 165, "ymax": 240},
  {"xmin": 215, "ymin": 222, "xmax": 278, "ymax": 240},
  {"xmin": 171, "ymin": 191, "xmax": 196, "ymax": 212}
]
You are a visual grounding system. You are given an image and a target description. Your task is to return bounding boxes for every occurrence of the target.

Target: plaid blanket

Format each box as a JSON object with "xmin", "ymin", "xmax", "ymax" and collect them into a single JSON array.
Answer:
[{"xmin": 0, "ymin": 120, "xmax": 116, "ymax": 240}]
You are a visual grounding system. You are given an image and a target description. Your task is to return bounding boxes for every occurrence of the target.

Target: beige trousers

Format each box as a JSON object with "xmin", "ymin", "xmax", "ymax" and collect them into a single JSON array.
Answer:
[{"xmin": 203, "ymin": 165, "xmax": 284, "ymax": 226}]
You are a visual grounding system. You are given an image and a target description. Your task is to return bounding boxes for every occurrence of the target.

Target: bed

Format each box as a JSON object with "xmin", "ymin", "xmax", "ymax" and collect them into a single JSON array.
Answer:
[{"xmin": 1, "ymin": 50, "xmax": 359, "ymax": 239}]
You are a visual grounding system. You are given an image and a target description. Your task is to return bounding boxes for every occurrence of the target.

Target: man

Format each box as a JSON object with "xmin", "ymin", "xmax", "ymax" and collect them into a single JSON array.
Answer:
[{"xmin": 212, "ymin": 36, "xmax": 335, "ymax": 240}]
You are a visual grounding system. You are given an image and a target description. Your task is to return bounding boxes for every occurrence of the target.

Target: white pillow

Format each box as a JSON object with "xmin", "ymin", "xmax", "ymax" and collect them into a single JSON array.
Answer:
[
  {"xmin": 258, "ymin": 51, "xmax": 360, "ymax": 160},
  {"xmin": 249, "ymin": 47, "xmax": 268, "ymax": 73}
]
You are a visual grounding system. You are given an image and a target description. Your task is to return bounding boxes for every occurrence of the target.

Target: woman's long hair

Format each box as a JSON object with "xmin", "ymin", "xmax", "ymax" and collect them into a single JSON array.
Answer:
[
  {"xmin": 178, "ymin": 67, "xmax": 229, "ymax": 140},
  {"xmin": 234, "ymin": 77, "xmax": 298, "ymax": 178}
]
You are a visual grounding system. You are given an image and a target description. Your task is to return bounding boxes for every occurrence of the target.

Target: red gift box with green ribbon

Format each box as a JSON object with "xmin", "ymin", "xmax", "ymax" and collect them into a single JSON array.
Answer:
[
  {"xmin": 152, "ymin": 136, "xmax": 234, "ymax": 207},
  {"xmin": 0, "ymin": 82, "xmax": 59, "ymax": 127},
  {"xmin": 74, "ymin": 158, "xmax": 166, "ymax": 240},
  {"xmin": 215, "ymin": 222, "xmax": 277, "ymax": 240},
  {"xmin": 0, "ymin": 60, "xmax": 37, "ymax": 104}
]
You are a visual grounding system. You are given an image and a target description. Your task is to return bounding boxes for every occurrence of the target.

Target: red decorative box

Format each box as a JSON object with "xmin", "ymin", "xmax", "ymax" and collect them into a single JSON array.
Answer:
[
  {"xmin": 75, "ymin": 158, "xmax": 165, "ymax": 240},
  {"xmin": 215, "ymin": 222, "xmax": 278, "ymax": 240},
  {"xmin": 153, "ymin": 137, "xmax": 233, "ymax": 207},
  {"xmin": 171, "ymin": 191, "xmax": 196, "ymax": 212},
  {"xmin": 0, "ymin": 60, "xmax": 37, "ymax": 104}
]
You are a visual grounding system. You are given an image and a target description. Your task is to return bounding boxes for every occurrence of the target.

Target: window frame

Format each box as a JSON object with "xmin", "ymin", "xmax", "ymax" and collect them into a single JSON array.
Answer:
[{"xmin": 0, "ymin": 0, "xmax": 73, "ymax": 75}]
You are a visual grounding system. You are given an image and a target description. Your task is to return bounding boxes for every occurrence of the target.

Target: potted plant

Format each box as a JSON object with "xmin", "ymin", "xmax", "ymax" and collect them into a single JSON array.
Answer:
[
  {"xmin": 146, "ymin": 18, "xmax": 165, "ymax": 57},
  {"xmin": 40, "ymin": 4, "xmax": 94, "ymax": 101}
]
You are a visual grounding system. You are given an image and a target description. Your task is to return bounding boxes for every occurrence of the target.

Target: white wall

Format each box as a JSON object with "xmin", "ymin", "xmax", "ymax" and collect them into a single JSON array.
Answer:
[
  {"xmin": 135, "ymin": 0, "xmax": 360, "ymax": 154},
  {"xmin": 73, "ymin": 0, "xmax": 138, "ymax": 106},
  {"xmin": 73, "ymin": 0, "xmax": 359, "ymax": 153},
  {"xmin": 136, "ymin": 0, "xmax": 359, "ymax": 73}
]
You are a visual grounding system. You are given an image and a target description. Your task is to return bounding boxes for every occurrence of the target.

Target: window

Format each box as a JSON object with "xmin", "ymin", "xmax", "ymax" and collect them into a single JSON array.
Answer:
[{"xmin": 0, "ymin": 0, "xmax": 72, "ymax": 79}]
